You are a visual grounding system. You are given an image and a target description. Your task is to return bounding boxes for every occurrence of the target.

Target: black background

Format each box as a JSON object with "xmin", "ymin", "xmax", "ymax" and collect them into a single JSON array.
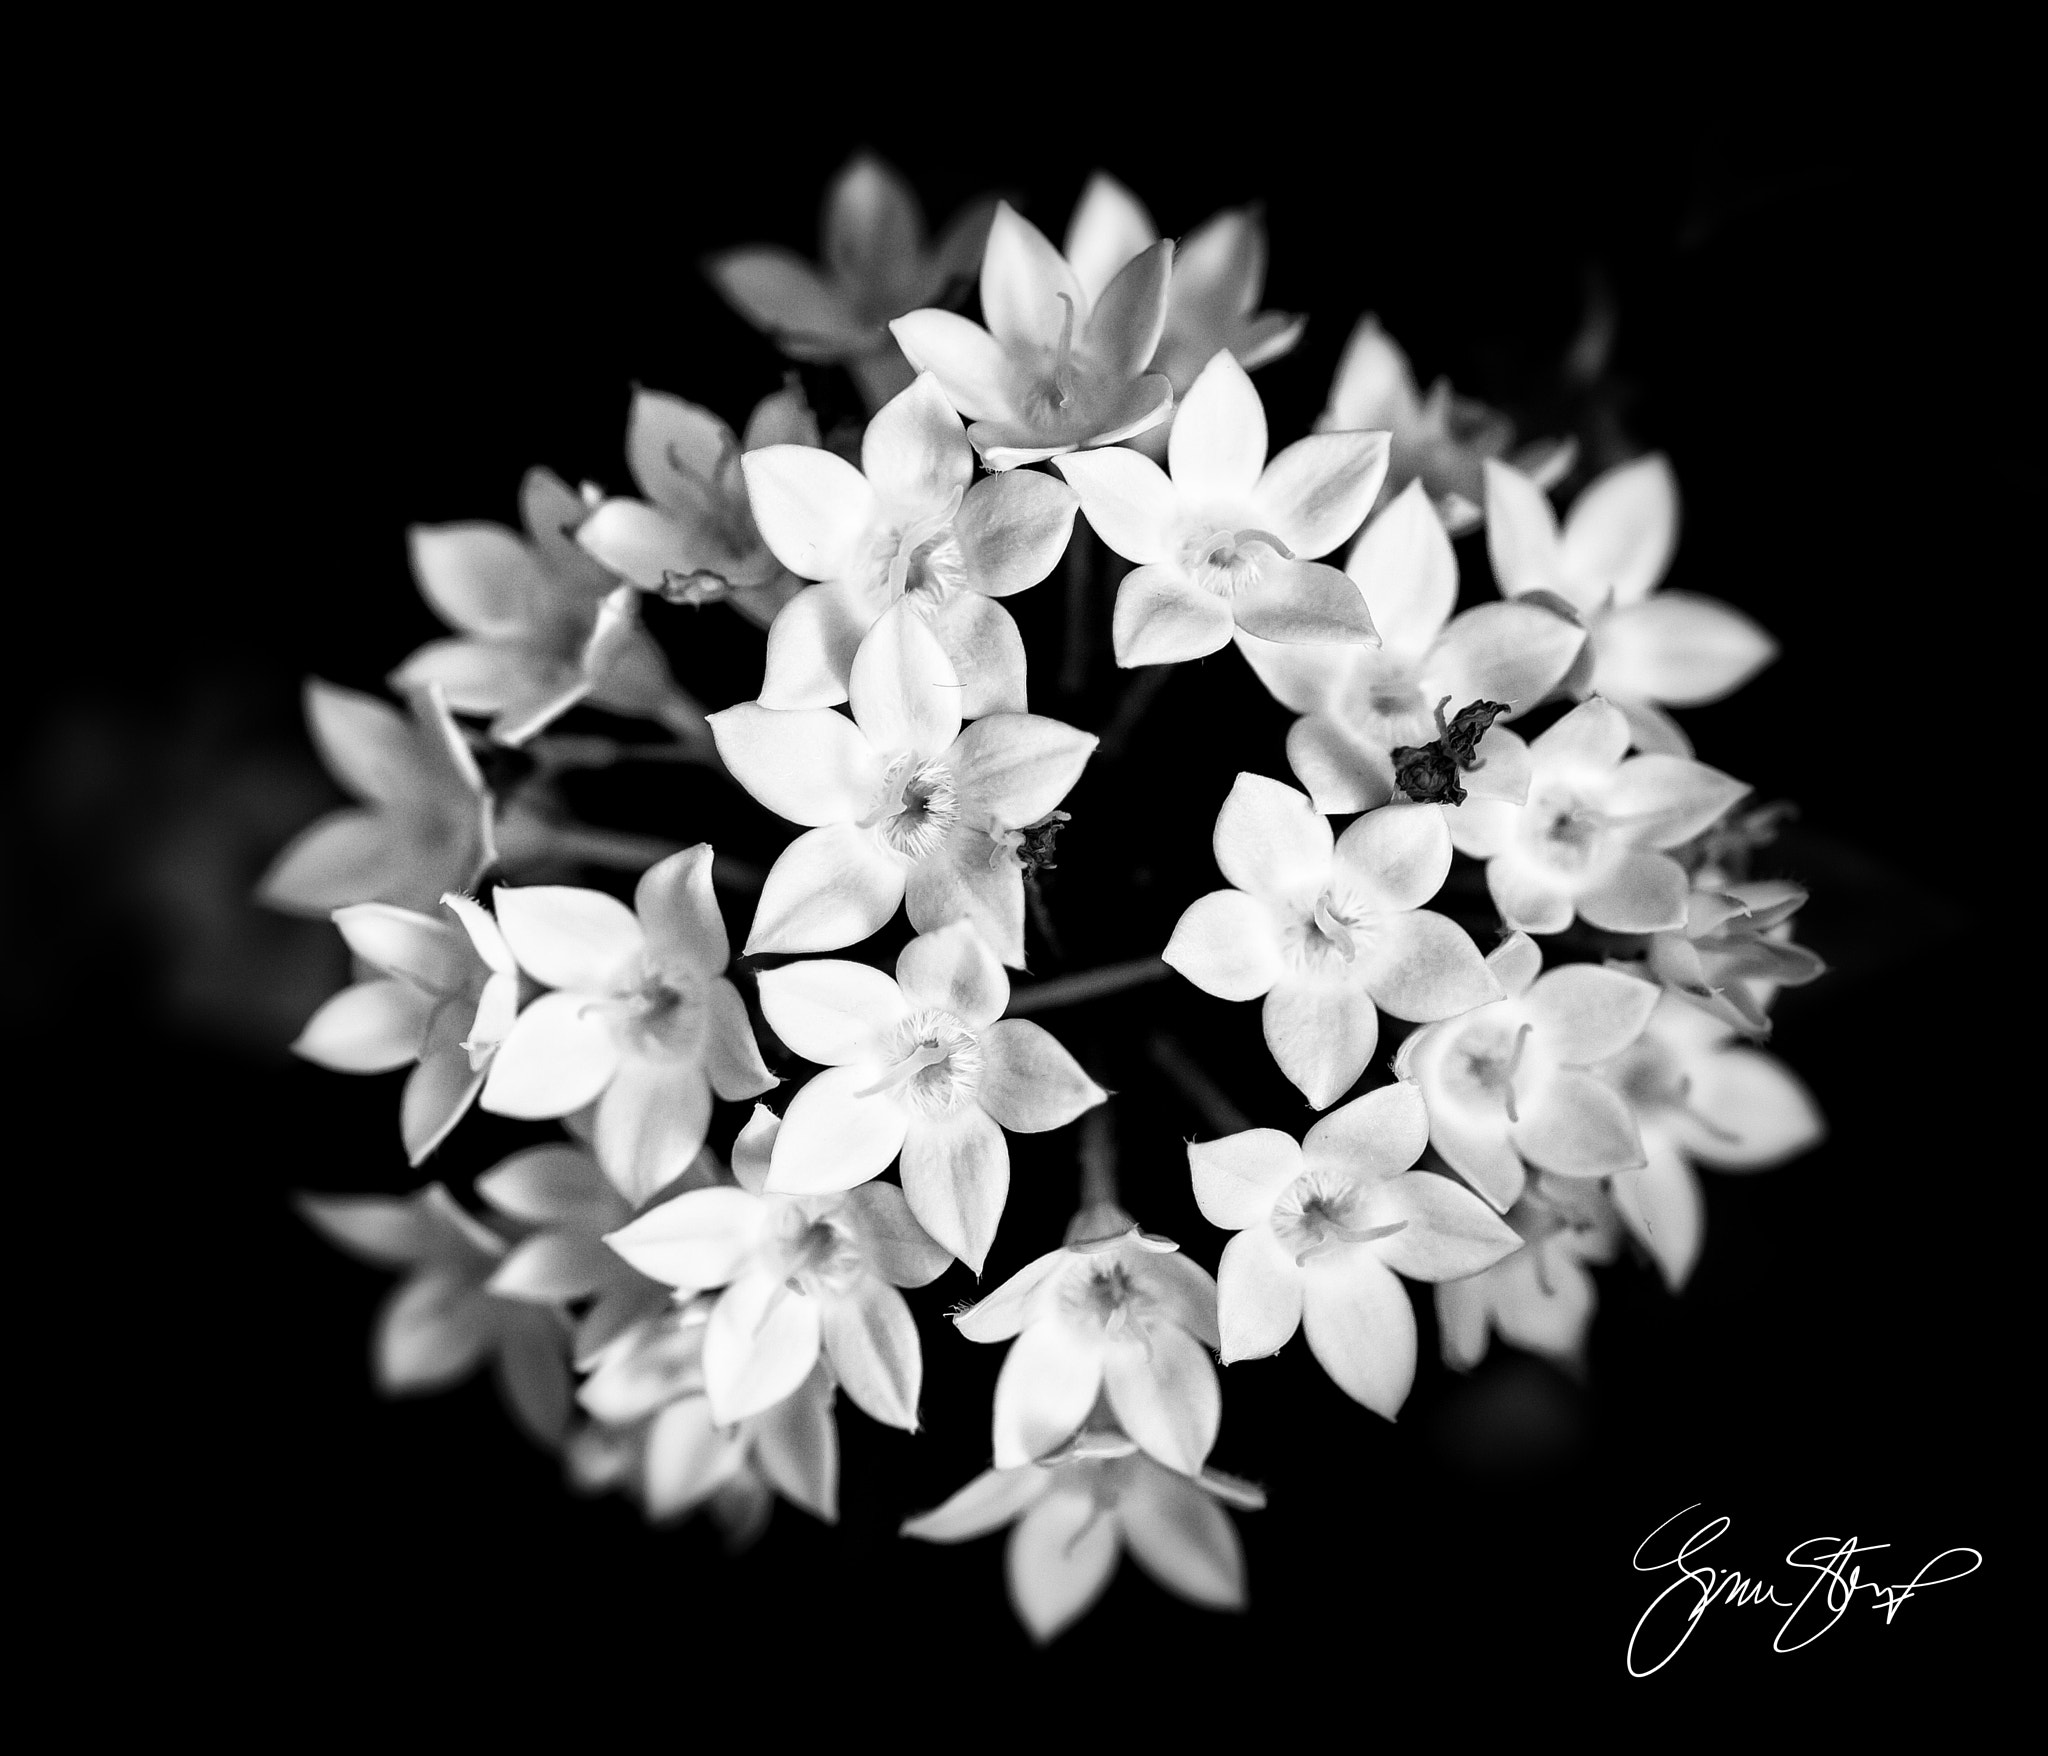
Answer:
[{"xmin": 25, "ymin": 72, "xmax": 2024, "ymax": 1733}]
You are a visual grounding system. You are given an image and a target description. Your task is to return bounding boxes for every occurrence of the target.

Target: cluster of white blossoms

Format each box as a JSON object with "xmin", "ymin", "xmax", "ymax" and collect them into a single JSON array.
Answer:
[{"xmin": 274, "ymin": 156, "xmax": 1825, "ymax": 1644}]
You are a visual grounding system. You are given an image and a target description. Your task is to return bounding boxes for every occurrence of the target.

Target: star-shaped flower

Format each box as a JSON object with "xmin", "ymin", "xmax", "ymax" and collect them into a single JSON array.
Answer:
[
  {"xmin": 1435, "ymin": 1172, "xmax": 1620, "ymax": 1372},
  {"xmin": 890, "ymin": 201, "xmax": 1176, "ymax": 470},
  {"xmin": 1643, "ymin": 881, "xmax": 1825, "ymax": 1037},
  {"xmin": 1187, "ymin": 1083, "xmax": 1520, "ymax": 1416},
  {"xmin": 1317, "ymin": 315, "xmax": 1573, "ymax": 532},
  {"xmin": 574, "ymin": 383, "xmax": 819, "ymax": 630},
  {"xmin": 393, "ymin": 466, "xmax": 699, "ymax": 745},
  {"xmin": 1234, "ymin": 480, "xmax": 1587, "ymax": 814},
  {"xmin": 1445, "ymin": 698, "xmax": 1750, "ymax": 935},
  {"xmin": 744, "ymin": 372, "xmax": 1078, "ymax": 715},
  {"xmin": 901, "ymin": 1424, "xmax": 1264, "ymax": 1644},
  {"xmin": 1485, "ymin": 456, "xmax": 1777, "ymax": 755},
  {"xmin": 603, "ymin": 1103, "xmax": 953, "ymax": 1427},
  {"xmin": 1054, "ymin": 351, "xmax": 1389, "ymax": 666},
  {"xmin": 290, "ymin": 893, "xmax": 519, "ymax": 1164},
  {"xmin": 753, "ymin": 921, "xmax": 1106, "ymax": 1271},
  {"xmin": 1164, "ymin": 776, "xmax": 1502, "ymax": 1110},
  {"xmin": 257, "ymin": 680, "xmax": 494, "ymax": 918},
  {"xmin": 708, "ymin": 604, "xmax": 1098, "ymax": 965},
  {"xmin": 1062, "ymin": 172, "xmax": 1305, "ymax": 399},
  {"xmin": 706, "ymin": 152, "xmax": 996, "ymax": 410},
  {"xmin": 478, "ymin": 845, "xmax": 775, "ymax": 1203},
  {"xmin": 1596, "ymin": 992, "xmax": 1825, "ymax": 1290},
  {"xmin": 955, "ymin": 1207, "xmax": 1221, "ymax": 1474},
  {"xmin": 1394, "ymin": 932, "xmax": 1662, "ymax": 1210},
  {"xmin": 297, "ymin": 1182, "xmax": 572, "ymax": 1448}
]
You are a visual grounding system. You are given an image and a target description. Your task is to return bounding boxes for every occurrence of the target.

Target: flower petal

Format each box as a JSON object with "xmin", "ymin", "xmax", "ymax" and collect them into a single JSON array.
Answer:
[
  {"xmin": 821, "ymin": 1275, "xmax": 923, "ymax": 1430},
  {"xmin": 1300, "ymin": 1253, "xmax": 1416, "ymax": 1418},
  {"xmin": 1575, "ymin": 849, "xmax": 1690, "ymax": 933},
  {"xmin": 292, "ymin": 978, "xmax": 433, "ymax": 1072},
  {"xmin": 1253, "ymin": 431, "xmax": 1391, "ymax": 557},
  {"xmin": 862, "ymin": 371, "xmax": 973, "ymax": 517},
  {"xmin": 838, "ymin": 1181, "xmax": 954, "ymax": 1288},
  {"xmin": 955, "ymin": 469, "xmax": 1081, "ymax": 596},
  {"xmin": 931, "ymin": 591, "xmax": 1028, "ymax": 718},
  {"xmin": 902, "ymin": 1465, "xmax": 1052, "ymax": 1542},
  {"xmin": 904, "ymin": 827, "xmax": 1024, "ymax": 968},
  {"xmin": 1169, "ymin": 351, "xmax": 1267, "ymax": 505},
  {"xmin": 759, "ymin": 577, "xmax": 873, "ymax": 710},
  {"xmin": 1231, "ymin": 628, "xmax": 1356, "ymax": 715},
  {"xmin": 1527, "ymin": 964, "xmax": 1661, "ymax": 1064},
  {"xmin": 1331, "ymin": 800, "xmax": 1450, "ymax": 915},
  {"xmin": 899, "ymin": 1106, "xmax": 1010, "ymax": 1274},
  {"xmin": 1511, "ymin": 1069, "xmax": 1647, "ymax": 1177},
  {"xmin": 1356, "ymin": 909, "xmax": 1502, "ymax": 1022},
  {"xmin": 708, "ymin": 703, "xmax": 888, "ymax": 827},
  {"xmin": 1592, "ymin": 592, "xmax": 1777, "ymax": 707},
  {"xmin": 980, "ymin": 202, "xmax": 1085, "ymax": 355},
  {"xmin": 594, "ymin": 1056, "xmax": 714, "ymax": 1207},
  {"xmin": 1560, "ymin": 453, "xmax": 1678, "ymax": 606},
  {"xmin": 1285, "ymin": 713, "xmax": 1396, "ymax": 816},
  {"xmin": 375, "ymin": 1273, "xmax": 492, "ymax": 1392},
  {"xmin": 1681, "ymin": 1047, "xmax": 1825, "ymax": 1169},
  {"xmin": 1110, "ymin": 565, "xmax": 1235, "ymax": 665},
  {"xmin": 1344, "ymin": 480, "xmax": 1456, "ymax": 658},
  {"xmin": 1231, "ymin": 558, "xmax": 1379, "ymax": 647},
  {"xmin": 703, "ymin": 1273, "xmax": 825, "ymax": 1425},
  {"xmin": 643, "ymin": 1395, "xmax": 743, "ymax": 1521},
  {"xmin": 1301, "ymin": 1082, "xmax": 1430, "ymax": 1184},
  {"xmin": 705, "ymin": 247, "xmax": 865, "ymax": 354},
  {"xmin": 1263, "ymin": 975, "xmax": 1379, "ymax": 1111},
  {"xmin": 1082, "ymin": 237, "xmax": 1173, "ymax": 378},
  {"xmin": 480, "ymin": 991, "xmax": 621, "ymax": 1118},
  {"xmin": 634, "ymin": 844, "xmax": 728, "ymax": 980},
  {"xmin": 1189, "ymin": 1129, "xmax": 1301, "ymax": 1230},
  {"xmin": 745, "ymin": 822, "xmax": 908, "ymax": 955},
  {"xmin": 476, "ymin": 1143, "xmax": 623, "ymax": 1232},
  {"xmin": 1483, "ymin": 459, "xmax": 1567, "ymax": 603},
  {"xmin": 487, "ymin": 1230, "xmax": 618, "ymax": 1303},
  {"xmin": 1367, "ymin": 1170, "xmax": 1523, "ymax": 1282},
  {"xmin": 1105, "ymin": 1323, "xmax": 1221, "ymax": 1474},
  {"xmin": 1427, "ymin": 601, "xmax": 1587, "ymax": 717},
  {"xmin": 888, "ymin": 310, "xmax": 1017, "ymax": 423},
  {"xmin": 406, "ymin": 523, "xmax": 544, "ymax": 639},
  {"xmin": 740, "ymin": 444, "xmax": 879, "ymax": 581},
  {"xmin": 1008, "ymin": 1485, "xmax": 1119, "ymax": 1642},
  {"xmin": 977, "ymin": 1019, "xmax": 1106, "ymax": 1132},
  {"xmin": 993, "ymin": 1318, "xmax": 1104, "ymax": 1466},
  {"xmin": 1050, "ymin": 448, "xmax": 1181, "ymax": 565},
  {"xmin": 895, "ymin": 917, "xmax": 1009, "ymax": 1026},
  {"xmin": 849, "ymin": 600, "xmax": 963, "ymax": 760},
  {"xmin": 1611, "ymin": 1137, "xmax": 1703, "ymax": 1291},
  {"xmin": 705, "ymin": 977, "xmax": 777, "ymax": 1102},
  {"xmin": 1064, "ymin": 172, "xmax": 1155, "ymax": 306},
  {"xmin": 751, "ymin": 1365, "xmax": 839, "ymax": 1522},
  {"xmin": 954, "ymin": 1248, "xmax": 1070, "ymax": 1342},
  {"xmin": 1213, "ymin": 772, "xmax": 1332, "ymax": 908},
  {"xmin": 764, "ymin": 1064, "xmax": 910, "ymax": 1192},
  {"xmin": 1486, "ymin": 853, "xmax": 1577, "ymax": 936},
  {"xmin": 949, "ymin": 712, "xmax": 1099, "ymax": 828},
  {"xmin": 1118, "ymin": 1464, "xmax": 1247, "ymax": 1610},
  {"xmin": 1216, "ymin": 1224, "xmax": 1304, "ymax": 1360},
  {"xmin": 1605, "ymin": 755, "xmax": 1750, "ymax": 849},
  {"xmin": 492, "ymin": 885, "xmax": 642, "ymax": 993},
  {"xmin": 756, "ymin": 952, "xmax": 912, "ymax": 1069},
  {"xmin": 1163, "ymin": 889, "xmax": 1285, "ymax": 1002},
  {"xmin": 1529, "ymin": 696, "xmax": 1631, "ymax": 774}
]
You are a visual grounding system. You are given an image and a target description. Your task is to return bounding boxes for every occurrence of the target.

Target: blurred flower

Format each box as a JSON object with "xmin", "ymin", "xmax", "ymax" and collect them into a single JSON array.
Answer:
[
  {"xmin": 1643, "ymin": 881, "xmax": 1825, "ymax": 1037},
  {"xmin": 575, "ymin": 383, "xmax": 819, "ymax": 631},
  {"xmin": 297, "ymin": 1182, "xmax": 572, "ymax": 1448},
  {"xmin": 891, "ymin": 201, "xmax": 1175, "ymax": 469},
  {"xmin": 480, "ymin": 846, "xmax": 775, "ymax": 1203},
  {"xmin": 257, "ymin": 680, "xmax": 494, "ymax": 917},
  {"xmin": 1484, "ymin": 456, "xmax": 1777, "ymax": 755},
  {"xmin": 1235, "ymin": 481, "xmax": 1585, "ymax": 814},
  {"xmin": 902, "ymin": 1423, "xmax": 1264, "ymax": 1643},
  {"xmin": 753, "ymin": 921, "xmax": 1105, "ymax": 1271},
  {"xmin": 1055, "ymin": 351, "xmax": 1389, "ymax": 666},
  {"xmin": 1395, "ymin": 933, "xmax": 1660, "ymax": 1210},
  {"xmin": 745, "ymin": 372, "xmax": 1076, "ymax": 714},
  {"xmin": 290, "ymin": 893, "xmax": 519, "ymax": 1164},
  {"xmin": 394, "ymin": 467, "xmax": 699, "ymax": 744},
  {"xmin": 1187, "ymin": 1083, "xmax": 1519, "ymax": 1415},
  {"xmin": 1319, "ymin": 316, "xmax": 1573, "ymax": 531},
  {"xmin": 1597, "ymin": 992, "xmax": 1825, "ymax": 1289},
  {"xmin": 1164, "ymin": 776, "xmax": 1500, "ymax": 1109},
  {"xmin": 1444, "ymin": 698, "xmax": 1749, "ymax": 935},
  {"xmin": 1436, "ymin": 1172, "xmax": 1621, "ymax": 1373},
  {"xmin": 1063, "ymin": 171, "xmax": 1304, "ymax": 397},
  {"xmin": 705, "ymin": 152, "xmax": 996, "ymax": 410},
  {"xmin": 955, "ymin": 1207, "xmax": 1220, "ymax": 1474},
  {"xmin": 709, "ymin": 605, "xmax": 1097, "ymax": 965}
]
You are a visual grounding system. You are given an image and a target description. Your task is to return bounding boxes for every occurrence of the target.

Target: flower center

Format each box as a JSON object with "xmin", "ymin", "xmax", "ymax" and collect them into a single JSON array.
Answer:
[
  {"xmin": 1447, "ymin": 1018, "xmax": 1535, "ymax": 1122},
  {"xmin": 775, "ymin": 1210, "xmax": 863, "ymax": 1295},
  {"xmin": 1271, "ymin": 1168, "xmax": 1410, "ymax": 1266},
  {"xmin": 875, "ymin": 488, "xmax": 968, "ymax": 607},
  {"xmin": 1526, "ymin": 786, "xmax": 1611, "ymax": 877},
  {"xmin": 583, "ymin": 964, "xmax": 706, "ymax": 1060},
  {"xmin": 1063, "ymin": 1260, "xmax": 1157, "ymax": 1344},
  {"xmin": 1179, "ymin": 527, "xmax": 1295, "ymax": 597},
  {"xmin": 865, "ymin": 752, "xmax": 961, "ymax": 862},
  {"xmin": 1286, "ymin": 891, "xmax": 1372, "ymax": 973},
  {"xmin": 858, "ymin": 1008, "xmax": 982, "ymax": 1118}
]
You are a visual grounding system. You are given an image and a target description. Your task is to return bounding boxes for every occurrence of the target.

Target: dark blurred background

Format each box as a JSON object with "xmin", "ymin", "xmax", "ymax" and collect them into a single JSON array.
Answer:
[{"xmin": 22, "ymin": 80, "xmax": 2023, "ymax": 1727}]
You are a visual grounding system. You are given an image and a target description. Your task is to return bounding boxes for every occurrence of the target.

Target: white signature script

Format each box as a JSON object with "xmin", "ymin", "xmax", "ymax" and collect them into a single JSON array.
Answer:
[{"xmin": 1626, "ymin": 1505, "xmax": 1982, "ymax": 1676}]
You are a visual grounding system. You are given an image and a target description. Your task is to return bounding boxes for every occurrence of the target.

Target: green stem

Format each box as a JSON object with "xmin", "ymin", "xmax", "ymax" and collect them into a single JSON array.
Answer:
[{"xmin": 1003, "ymin": 957, "xmax": 1172, "ymax": 1017}]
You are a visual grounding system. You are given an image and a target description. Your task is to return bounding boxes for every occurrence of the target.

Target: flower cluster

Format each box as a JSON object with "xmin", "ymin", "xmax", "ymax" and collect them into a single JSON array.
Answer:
[{"xmin": 275, "ymin": 155, "xmax": 1825, "ymax": 1643}]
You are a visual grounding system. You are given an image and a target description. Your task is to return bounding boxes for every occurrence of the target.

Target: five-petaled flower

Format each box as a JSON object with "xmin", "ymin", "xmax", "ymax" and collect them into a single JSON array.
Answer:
[
  {"xmin": 603, "ymin": 1103, "xmax": 953, "ymax": 1428},
  {"xmin": 1235, "ymin": 480, "xmax": 1586, "ymax": 814},
  {"xmin": 1445, "ymin": 697, "xmax": 1749, "ymax": 935},
  {"xmin": 955, "ymin": 1206, "xmax": 1221, "ymax": 1474},
  {"xmin": 901, "ymin": 1424, "xmax": 1264, "ymax": 1643},
  {"xmin": 1054, "ymin": 351, "xmax": 1389, "ymax": 667},
  {"xmin": 1395, "ymin": 933, "xmax": 1661, "ymax": 1211},
  {"xmin": 1164, "ymin": 775, "xmax": 1502, "ymax": 1110},
  {"xmin": 744, "ymin": 371, "xmax": 1077, "ymax": 715},
  {"xmin": 753, "ymin": 921, "xmax": 1106, "ymax": 1272},
  {"xmin": 1187, "ymin": 1083, "xmax": 1519, "ymax": 1416},
  {"xmin": 1484, "ymin": 456, "xmax": 1777, "ymax": 756},
  {"xmin": 709, "ymin": 605, "xmax": 1098, "ymax": 966},
  {"xmin": 891, "ymin": 201, "xmax": 1176, "ymax": 470},
  {"xmin": 291, "ymin": 893, "xmax": 519, "ymax": 1164},
  {"xmin": 393, "ymin": 466, "xmax": 699, "ymax": 745},
  {"xmin": 479, "ymin": 846, "xmax": 775, "ymax": 1204}
]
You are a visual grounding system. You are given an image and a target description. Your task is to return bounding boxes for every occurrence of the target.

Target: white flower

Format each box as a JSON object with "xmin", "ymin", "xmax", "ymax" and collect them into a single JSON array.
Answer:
[
  {"xmin": 575, "ymin": 384, "xmax": 819, "ymax": 629},
  {"xmin": 1164, "ymin": 775, "xmax": 1501, "ymax": 1110},
  {"xmin": 1063, "ymin": 171, "xmax": 1304, "ymax": 398},
  {"xmin": 890, "ymin": 201, "xmax": 1175, "ymax": 470},
  {"xmin": 258, "ymin": 680, "xmax": 494, "ymax": 918},
  {"xmin": 1446, "ymin": 698, "xmax": 1749, "ymax": 935},
  {"xmin": 1485, "ymin": 456, "xmax": 1777, "ymax": 755},
  {"xmin": 705, "ymin": 152, "xmax": 996, "ymax": 409},
  {"xmin": 753, "ymin": 921, "xmax": 1106, "ymax": 1272},
  {"xmin": 479, "ymin": 846, "xmax": 775, "ymax": 1204},
  {"xmin": 1436, "ymin": 1173, "xmax": 1621, "ymax": 1372},
  {"xmin": 901, "ymin": 1427, "xmax": 1265, "ymax": 1644},
  {"xmin": 1643, "ymin": 881, "xmax": 1826, "ymax": 1037},
  {"xmin": 1319, "ymin": 315, "xmax": 1573, "ymax": 531},
  {"xmin": 393, "ymin": 466, "xmax": 698, "ymax": 743},
  {"xmin": 1394, "ymin": 933, "xmax": 1661, "ymax": 1210},
  {"xmin": 1187, "ymin": 1083, "xmax": 1520, "ymax": 1416},
  {"xmin": 603, "ymin": 1104, "xmax": 952, "ymax": 1427},
  {"xmin": 1234, "ymin": 481, "xmax": 1587, "ymax": 814},
  {"xmin": 708, "ymin": 605, "xmax": 1098, "ymax": 966},
  {"xmin": 290, "ymin": 893, "xmax": 519, "ymax": 1164},
  {"xmin": 1053, "ymin": 351, "xmax": 1390, "ymax": 667},
  {"xmin": 1596, "ymin": 992, "xmax": 1825, "ymax": 1290},
  {"xmin": 744, "ymin": 371, "xmax": 1077, "ymax": 715},
  {"xmin": 955, "ymin": 1211, "xmax": 1221, "ymax": 1474},
  {"xmin": 297, "ymin": 1182, "xmax": 572, "ymax": 1448}
]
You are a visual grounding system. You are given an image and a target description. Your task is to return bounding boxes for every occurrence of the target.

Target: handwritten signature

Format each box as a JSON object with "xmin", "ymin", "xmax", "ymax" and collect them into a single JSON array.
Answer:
[{"xmin": 1627, "ymin": 1504, "xmax": 1982, "ymax": 1677}]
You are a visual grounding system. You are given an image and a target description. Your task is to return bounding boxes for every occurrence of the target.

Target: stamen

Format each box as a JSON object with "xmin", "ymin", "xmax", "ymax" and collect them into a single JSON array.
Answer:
[
  {"xmin": 1311, "ymin": 894, "xmax": 1357, "ymax": 961},
  {"xmin": 1294, "ymin": 1218, "xmax": 1408, "ymax": 1266},
  {"xmin": 1051, "ymin": 294, "xmax": 1077, "ymax": 408},
  {"xmin": 1501, "ymin": 1023, "xmax": 1534, "ymax": 1125},
  {"xmin": 854, "ymin": 1042, "xmax": 952, "ymax": 1098}
]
